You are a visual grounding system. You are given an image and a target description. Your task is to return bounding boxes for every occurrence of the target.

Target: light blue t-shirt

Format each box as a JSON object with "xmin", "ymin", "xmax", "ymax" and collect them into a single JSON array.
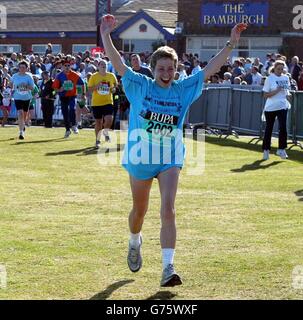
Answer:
[
  {"xmin": 121, "ymin": 67, "xmax": 204, "ymax": 180},
  {"xmin": 11, "ymin": 72, "xmax": 35, "ymax": 101}
]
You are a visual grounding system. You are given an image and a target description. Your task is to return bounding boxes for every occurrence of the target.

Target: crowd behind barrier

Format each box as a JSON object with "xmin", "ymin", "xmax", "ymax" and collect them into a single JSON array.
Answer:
[{"xmin": 0, "ymin": 46, "xmax": 303, "ymax": 148}]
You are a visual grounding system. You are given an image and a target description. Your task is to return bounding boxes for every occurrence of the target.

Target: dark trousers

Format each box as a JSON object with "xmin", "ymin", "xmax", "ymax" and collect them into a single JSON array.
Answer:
[
  {"xmin": 60, "ymin": 96, "xmax": 76, "ymax": 131},
  {"xmin": 262, "ymin": 109, "xmax": 288, "ymax": 150},
  {"xmin": 41, "ymin": 99, "xmax": 54, "ymax": 128}
]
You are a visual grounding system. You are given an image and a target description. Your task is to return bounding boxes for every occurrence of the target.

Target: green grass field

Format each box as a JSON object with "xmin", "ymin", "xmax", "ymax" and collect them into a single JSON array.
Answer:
[{"xmin": 0, "ymin": 126, "xmax": 303, "ymax": 300}]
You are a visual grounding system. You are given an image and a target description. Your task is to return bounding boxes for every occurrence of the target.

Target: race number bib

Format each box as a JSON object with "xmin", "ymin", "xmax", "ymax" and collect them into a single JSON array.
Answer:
[
  {"xmin": 97, "ymin": 82, "xmax": 110, "ymax": 95},
  {"xmin": 63, "ymin": 80, "xmax": 74, "ymax": 91},
  {"xmin": 140, "ymin": 110, "xmax": 178, "ymax": 145},
  {"xmin": 17, "ymin": 84, "xmax": 28, "ymax": 95},
  {"xmin": 76, "ymin": 85, "xmax": 83, "ymax": 99}
]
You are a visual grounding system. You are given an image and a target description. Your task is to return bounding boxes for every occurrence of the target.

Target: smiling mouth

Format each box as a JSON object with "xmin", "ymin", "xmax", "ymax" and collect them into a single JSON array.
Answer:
[{"xmin": 161, "ymin": 78, "xmax": 171, "ymax": 84}]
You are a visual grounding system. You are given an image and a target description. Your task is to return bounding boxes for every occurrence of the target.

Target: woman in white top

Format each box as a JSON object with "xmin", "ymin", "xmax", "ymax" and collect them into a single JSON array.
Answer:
[{"xmin": 262, "ymin": 60, "xmax": 291, "ymax": 160}]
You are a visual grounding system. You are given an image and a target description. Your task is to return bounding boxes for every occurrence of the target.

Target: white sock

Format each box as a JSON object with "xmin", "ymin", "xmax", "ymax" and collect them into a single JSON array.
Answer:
[
  {"xmin": 162, "ymin": 248, "xmax": 175, "ymax": 269},
  {"xmin": 129, "ymin": 232, "xmax": 141, "ymax": 247},
  {"xmin": 103, "ymin": 129, "xmax": 109, "ymax": 137}
]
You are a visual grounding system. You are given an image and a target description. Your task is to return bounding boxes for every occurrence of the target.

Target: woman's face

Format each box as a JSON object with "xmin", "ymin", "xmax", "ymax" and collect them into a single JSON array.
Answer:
[
  {"xmin": 274, "ymin": 64, "xmax": 284, "ymax": 76},
  {"xmin": 153, "ymin": 58, "xmax": 176, "ymax": 88},
  {"xmin": 98, "ymin": 62, "xmax": 107, "ymax": 73},
  {"xmin": 18, "ymin": 64, "xmax": 27, "ymax": 74}
]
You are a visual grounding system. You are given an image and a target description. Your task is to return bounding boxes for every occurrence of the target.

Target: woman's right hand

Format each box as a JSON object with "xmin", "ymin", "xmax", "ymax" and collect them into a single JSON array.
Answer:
[{"xmin": 100, "ymin": 14, "xmax": 116, "ymax": 36}]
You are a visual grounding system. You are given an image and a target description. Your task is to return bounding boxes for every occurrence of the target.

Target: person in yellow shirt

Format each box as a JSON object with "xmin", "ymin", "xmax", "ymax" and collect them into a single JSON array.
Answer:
[{"xmin": 88, "ymin": 59, "xmax": 117, "ymax": 148}]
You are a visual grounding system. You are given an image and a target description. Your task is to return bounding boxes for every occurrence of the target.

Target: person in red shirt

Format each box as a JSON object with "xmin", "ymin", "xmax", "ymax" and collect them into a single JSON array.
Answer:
[{"xmin": 53, "ymin": 58, "xmax": 85, "ymax": 138}]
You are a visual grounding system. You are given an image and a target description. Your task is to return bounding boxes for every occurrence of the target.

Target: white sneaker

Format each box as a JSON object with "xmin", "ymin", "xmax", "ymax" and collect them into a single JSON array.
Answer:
[
  {"xmin": 263, "ymin": 150, "xmax": 270, "ymax": 160},
  {"xmin": 72, "ymin": 126, "xmax": 79, "ymax": 134},
  {"xmin": 64, "ymin": 130, "xmax": 71, "ymax": 139},
  {"xmin": 127, "ymin": 237, "xmax": 143, "ymax": 273},
  {"xmin": 276, "ymin": 149, "xmax": 288, "ymax": 159},
  {"xmin": 160, "ymin": 264, "xmax": 182, "ymax": 287}
]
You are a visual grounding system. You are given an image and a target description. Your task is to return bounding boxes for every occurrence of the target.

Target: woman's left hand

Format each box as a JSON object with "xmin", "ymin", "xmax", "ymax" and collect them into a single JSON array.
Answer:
[{"xmin": 230, "ymin": 23, "xmax": 248, "ymax": 46}]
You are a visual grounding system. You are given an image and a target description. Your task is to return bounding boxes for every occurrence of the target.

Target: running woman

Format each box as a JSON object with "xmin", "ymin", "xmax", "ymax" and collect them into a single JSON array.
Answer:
[
  {"xmin": 88, "ymin": 59, "xmax": 117, "ymax": 149},
  {"xmin": 10, "ymin": 61, "xmax": 34, "ymax": 139},
  {"xmin": 100, "ymin": 14, "xmax": 247, "ymax": 287}
]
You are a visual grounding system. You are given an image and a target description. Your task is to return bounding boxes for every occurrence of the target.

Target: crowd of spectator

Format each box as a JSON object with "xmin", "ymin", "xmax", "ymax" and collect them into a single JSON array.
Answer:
[
  {"xmin": 176, "ymin": 52, "xmax": 303, "ymax": 90},
  {"xmin": 0, "ymin": 42, "xmax": 302, "ymax": 132}
]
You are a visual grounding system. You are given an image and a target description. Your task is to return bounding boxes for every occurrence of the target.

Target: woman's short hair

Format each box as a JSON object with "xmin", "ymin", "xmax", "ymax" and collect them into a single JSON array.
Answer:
[
  {"xmin": 150, "ymin": 46, "xmax": 178, "ymax": 71},
  {"xmin": 18, "ymin": 60, "xmax": 29, "ymax": 68}
]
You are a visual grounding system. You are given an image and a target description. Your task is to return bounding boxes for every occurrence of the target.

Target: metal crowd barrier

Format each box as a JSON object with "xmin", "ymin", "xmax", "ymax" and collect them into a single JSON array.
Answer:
[{"xmin": 188, "ymin": 85, "xmax": 303, "ymax": 149}]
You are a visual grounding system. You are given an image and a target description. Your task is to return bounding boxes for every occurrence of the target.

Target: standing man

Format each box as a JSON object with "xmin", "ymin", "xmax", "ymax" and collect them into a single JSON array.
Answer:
[
  {"xmin": 88, "ymin": 59, "xmax": 117, "ymax": 148},
  {"xmin": 289, "ymin": 56, "xmax": 302, "ymax": 84},
  {"xmin": 10, "ymin": 61, "xmax": 34, "ymax": 139},
  {"xmin": 53, "ymin": 58, "xmax": 85, "ymax": 138},
  {"xmin": 130, "ymin": 54, "xmax": 153, "ymax": 78}
]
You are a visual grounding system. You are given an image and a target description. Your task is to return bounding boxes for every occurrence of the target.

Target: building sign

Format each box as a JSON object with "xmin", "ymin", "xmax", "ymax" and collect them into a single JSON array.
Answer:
[
  {"xmin": 201, "ymin": 2, "xmax": 269, "ymax": 26},
  {"xmin": 0, "ymin": 5, "xmax": 7, "ymax": 30}
]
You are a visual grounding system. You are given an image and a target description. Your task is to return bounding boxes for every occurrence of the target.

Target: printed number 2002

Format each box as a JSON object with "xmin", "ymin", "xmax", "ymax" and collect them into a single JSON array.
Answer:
[{"xmin": 146, "ymin": 121, "xmax": 173, "ymax": 137}]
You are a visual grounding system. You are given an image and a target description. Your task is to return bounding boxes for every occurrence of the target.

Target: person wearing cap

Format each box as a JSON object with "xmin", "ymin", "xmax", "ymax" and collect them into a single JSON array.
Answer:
[
  {"xmin": 52, "ymin": 58, "xmax": 85, "ymax": 138},
  {"xmin": 40, "ymin": 71, "xmax": 55, "ymax": 128},
  {"xmin": 222, "ymin": 72, "xmax": 232, "ymax": 84}
]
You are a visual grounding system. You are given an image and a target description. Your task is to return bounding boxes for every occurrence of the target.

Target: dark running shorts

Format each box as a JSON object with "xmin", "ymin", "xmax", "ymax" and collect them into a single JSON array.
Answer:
[
  {"xmin": 92, "ymin": 104, "xmax": 114, "ymax": 119},
  {"xmin": 15, "ymin": 100, "xmax": 31, "ymax": 112}
]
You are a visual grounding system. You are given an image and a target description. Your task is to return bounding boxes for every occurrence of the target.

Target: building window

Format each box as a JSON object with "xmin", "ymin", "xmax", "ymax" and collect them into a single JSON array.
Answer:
[
  {"xmin": 122, "ymin": 40, "xmax": 135, "ymax": 53},
  {"xmin": 139, "ymin": 24, "xmax": 147, "ymax": 32},
  {"xmin": 123, "ymin": 39, "xmax": 160, "ymax": 54},
  {"xmin": 0, "ymin": 45, "xmax": 21, "ymax": 54},
  {"xmin": 32, "ymin": 44, "xmax": 62, "ymax": 54},
  {"xmin": 72, "ymin": 44, "xmax": 96, "ymax": 54},
  {"xmin": 187, "ymin": 37, "xmax": 282, "ymax": 63}
]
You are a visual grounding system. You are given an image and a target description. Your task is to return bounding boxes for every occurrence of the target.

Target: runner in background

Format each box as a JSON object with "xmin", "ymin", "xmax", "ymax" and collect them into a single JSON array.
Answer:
[
  {"xmin": 10, "ymin": 60, "xmax": 34, "ymax": 140},
  {"xmin": 26, "ymin": 75, "xmax": 40, "ymax": 127},
  {"xmin": 52, "ymin": 58, "xmax": 85, "ymax": 138},
  {"xmin": 76, "ymin": 74, "xmax": 90, "ymax": 129},
  {"xmin": 88, "ymin": 59, "xmax": 117, "ymax": 149}
]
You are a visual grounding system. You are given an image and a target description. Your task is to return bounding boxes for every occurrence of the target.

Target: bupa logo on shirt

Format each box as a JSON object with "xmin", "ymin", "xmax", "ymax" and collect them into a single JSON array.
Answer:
[
  {"xmin": 139, "ymin": 108, "xmax": 180, "ymax": 145},
  {"xmin": 141, "ymin": 110, "xmax": 178, "ymax": 125}
]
